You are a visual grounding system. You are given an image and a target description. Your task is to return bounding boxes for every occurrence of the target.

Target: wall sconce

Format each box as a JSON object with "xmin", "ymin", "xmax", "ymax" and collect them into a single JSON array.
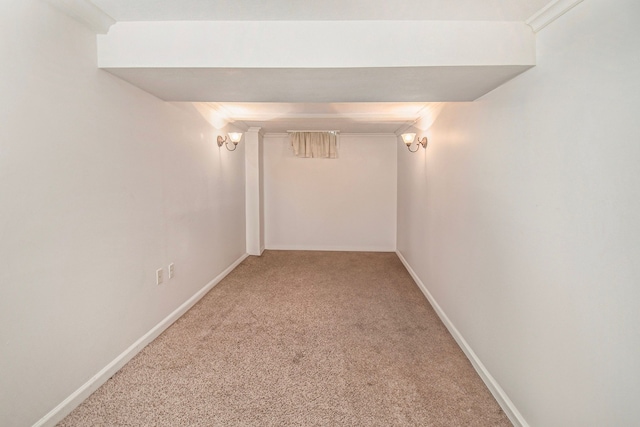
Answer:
[
  {"xmin": 217, "ymin": 132, "xmax": 243, "ymax": 151},
  {"xmin": 401, "ymin": 133, "xmax": 428, "ymax": 152}
]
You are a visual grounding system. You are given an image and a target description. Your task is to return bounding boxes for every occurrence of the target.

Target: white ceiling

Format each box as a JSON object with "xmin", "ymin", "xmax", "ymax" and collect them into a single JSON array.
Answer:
[
  {"xmin": 89, "ymin": 0, "xmax": 550, "ymax": 134},
  {"xmin": 197, "ymin": 102, "xmax": 445, "ymax": 134},
  {"xmin": 92, "ymin": 0, "xmax": 551, "ymax": 22}
]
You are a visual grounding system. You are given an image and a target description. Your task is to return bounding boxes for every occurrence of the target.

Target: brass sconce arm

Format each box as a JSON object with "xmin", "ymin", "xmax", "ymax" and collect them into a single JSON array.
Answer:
[
  {"xmin": 401, "ymin": 133, "xmax": 428, "ymax": 152},
  {"xmin": 217, "ymin": 132, "xmax": 243, "ymax": 151}
]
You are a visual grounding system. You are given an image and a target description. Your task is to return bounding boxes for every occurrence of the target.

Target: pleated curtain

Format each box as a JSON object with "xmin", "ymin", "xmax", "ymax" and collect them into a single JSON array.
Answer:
[{"xmin": 290, "ymin": 132, "xmax": 338, "ymax": 158}]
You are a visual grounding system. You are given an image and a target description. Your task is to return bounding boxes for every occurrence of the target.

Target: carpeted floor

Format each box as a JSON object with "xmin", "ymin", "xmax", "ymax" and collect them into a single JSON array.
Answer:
[{"xmin": 59, "ymin": 251, "xmax": 511, "ymax": 426}]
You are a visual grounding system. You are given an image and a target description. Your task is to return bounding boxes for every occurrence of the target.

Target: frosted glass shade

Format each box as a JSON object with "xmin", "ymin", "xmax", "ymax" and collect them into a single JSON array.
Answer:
[
  {"xmin": 401, "ymin": 133, "xmax": 416, "ymax": 145},
  {"xmin": 228, "ymin": 132, "xmax": 243, "ymax": 143}
]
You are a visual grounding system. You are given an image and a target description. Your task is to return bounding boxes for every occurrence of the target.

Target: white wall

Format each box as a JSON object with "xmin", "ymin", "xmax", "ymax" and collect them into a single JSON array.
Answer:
[
  {"xmin": 0, "ymin": 2, "xmax": 246, "ymax": 426},
  {"xmin": 397, "ymin": 0, "xmax": 640, "ymax": 426},
  {"xmin": 264, "ymin": 134, "xmax": 396, "ymax": 251}
]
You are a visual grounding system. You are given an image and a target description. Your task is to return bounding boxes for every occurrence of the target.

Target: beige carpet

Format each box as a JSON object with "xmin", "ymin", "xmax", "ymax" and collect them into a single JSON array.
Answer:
[{"xmin": 59, "ymin": 251, "xmax": 511, "ymax": 426}]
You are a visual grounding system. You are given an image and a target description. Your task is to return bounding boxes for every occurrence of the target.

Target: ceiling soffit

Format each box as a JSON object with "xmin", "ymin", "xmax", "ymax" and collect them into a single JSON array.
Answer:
[
  {"xmin": 42, "ymin": 0, "xmax": 585, "ymax": 133},
  {"xmin": 91, "ymin": 0, "xmax": 552, "ymax": 22},
  {"xmin": 97, "ymin": 20, "xmax": 535, "ymax": 106}
]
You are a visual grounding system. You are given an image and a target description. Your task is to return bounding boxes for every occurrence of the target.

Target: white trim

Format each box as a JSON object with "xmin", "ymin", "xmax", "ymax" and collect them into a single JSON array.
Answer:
[
  {"xmin": 396, "ymin": 250, "xmax": 529, "ymax": 427},
  {"xmin": 263, "ymin": 133, "xmax": 397, "ymax": 139},
  {"xmin": 340, "ymin": 133, "xmax": 398, "ymax": 137},
  {"xmin": 526, "ymin": 0, "xmax": 584, "ymax": 33},
  {"xmin": 33, "ymin": 253, "xmax": 249, "ymax": 427},
  {"xmin": 286, "ymin": 130, "xmax": 340, "ymax": 133},
  {"xmin": 267, "ymin": 244, "xmax": 395, "ymax": 252},
  {"xmin": 42, "ymin": 0, "xmax": 116, "ymax": 34},
  {"xmin": 247, "ymin": 126, "xmax": 265, "ymax": 137}
]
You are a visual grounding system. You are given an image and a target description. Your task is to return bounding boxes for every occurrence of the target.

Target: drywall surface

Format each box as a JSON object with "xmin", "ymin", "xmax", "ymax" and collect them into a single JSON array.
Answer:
[
  {"xmin": 98, "ymin": 21, "xmax": 535, "ymax": 68},
  {"xmin": 264, "ymin": 134, "xmax": 397, "ymax": 251},
  {"xmin": 396, "ymin": 0, "xmax": 640, "ymax": 425},
  {"xmin": 0, "ymin": 2, "xmax": 245, "ymax": 425},
  {"xmin": 96, "ymin": 20, "xmax": 535, "ymax": 103}
]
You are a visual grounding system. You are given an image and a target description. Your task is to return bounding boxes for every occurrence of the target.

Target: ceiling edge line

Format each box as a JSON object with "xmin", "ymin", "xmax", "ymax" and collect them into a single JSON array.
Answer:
[
  {"xmin": 43, "ymin": 0, "xmax": 115, "ymax": 34},
  {"xmin": 526, "ymin": 0, "xmax": 584, "ymax": 33},
  {"xmin": 263, "ymin": 132, "xmax": 399, "ymax": 138}
]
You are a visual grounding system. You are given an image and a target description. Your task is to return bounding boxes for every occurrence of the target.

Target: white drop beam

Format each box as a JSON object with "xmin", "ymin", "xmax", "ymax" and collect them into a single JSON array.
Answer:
[
  {"xmin": 97, "ymin": 21, "xmax": 536, "ymax": 102},
  {"xmin": 98, "ymin": 21, "xmax": 534, "ymax": 68}
]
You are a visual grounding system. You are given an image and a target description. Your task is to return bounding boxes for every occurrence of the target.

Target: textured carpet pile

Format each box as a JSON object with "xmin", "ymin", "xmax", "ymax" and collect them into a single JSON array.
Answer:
[{"xmin": 59, "ymin": 251, "xmax": 511, "ymax": 426}]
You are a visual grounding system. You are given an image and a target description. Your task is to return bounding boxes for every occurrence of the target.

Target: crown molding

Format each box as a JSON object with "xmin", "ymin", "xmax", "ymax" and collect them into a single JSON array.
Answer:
[
  {"xmin": 43, "ymin": 0, "xmax": 115, "ymax": 34},
  {"xmin": 230, "ymin": 121, "xmax": 251, "ymax": 132},
  {"xmin": 246, "ymin": 126, "xmax": 266, "ymax": 137},
  {"xmin": 526, "ymin": 0, "xmax": 584, "ymax": 33},
  {"xmin": 264, "ymin": 132, "xmax": 397, "ymax": 138}
]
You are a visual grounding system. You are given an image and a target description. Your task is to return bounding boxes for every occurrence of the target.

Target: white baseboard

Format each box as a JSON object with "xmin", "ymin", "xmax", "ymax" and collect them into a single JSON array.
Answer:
[
  {"xmin": 33, "ymin": 253, "xmax": 249, "ymax": 427},
  {"xmin": 396, "ymin": 250, "xmax": 529, "ymax": 427},
  {"xmin": 266, "ymin": 244, "xmax": 395, "ymax": 252}
]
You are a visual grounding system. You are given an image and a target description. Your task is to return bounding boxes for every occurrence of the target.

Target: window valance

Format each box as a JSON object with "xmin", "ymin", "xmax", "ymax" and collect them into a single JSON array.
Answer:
[{"xmin": 289, "ymin": 131, "xmax": 338, "ymax": 158}]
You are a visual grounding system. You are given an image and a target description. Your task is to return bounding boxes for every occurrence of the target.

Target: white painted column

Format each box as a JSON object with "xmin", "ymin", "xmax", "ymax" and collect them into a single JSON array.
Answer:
[{"xmin": 245, "ymin": 127, "xmax": 264, "ymax": 255}]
